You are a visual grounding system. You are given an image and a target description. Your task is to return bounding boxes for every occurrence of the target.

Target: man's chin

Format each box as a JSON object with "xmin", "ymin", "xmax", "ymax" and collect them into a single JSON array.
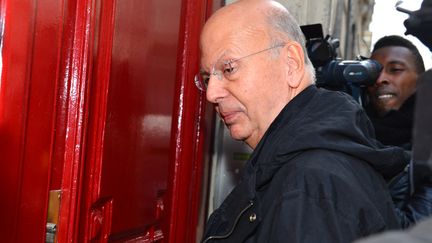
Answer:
[
  {"xmin": 227, "ymin": 125, "xmax": 247, "ymax": 141},
  {"xmin": 373, "ymin": 100, "xmax": 396, "ymax": 117},
  {"xmin": 374, "ymin": 105, "xmax": 393, "ymax": 117}
]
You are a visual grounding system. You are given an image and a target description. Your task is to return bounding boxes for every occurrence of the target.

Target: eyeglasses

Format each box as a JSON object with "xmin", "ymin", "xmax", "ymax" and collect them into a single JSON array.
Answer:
[{"xmin": 194, "ymin": 43, "xmax": 286, "ymax": 91}]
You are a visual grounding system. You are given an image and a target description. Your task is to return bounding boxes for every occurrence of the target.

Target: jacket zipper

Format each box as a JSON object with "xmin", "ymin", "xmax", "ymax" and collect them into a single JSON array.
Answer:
[{"xmin": 202, "ymin": 201, "xmax": 254, "ymax": 243}]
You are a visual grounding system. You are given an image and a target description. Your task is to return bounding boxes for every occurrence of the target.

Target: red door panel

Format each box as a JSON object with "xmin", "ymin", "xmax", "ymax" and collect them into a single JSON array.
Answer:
[
  {"xmin": 0, "ymin": 0, "xmax": 221, "ymax": 242},
  {"xmin": 105, "ymin": 0, "xmax": 178, "ymax": 240},
  {"xmin": 101, "ymin": 0, "xmax": 180, "ymax": 235},
  {"xmin": 78, "ymin": 0, "xmax": 185, "ymax": 241},
  {"xmin": 0, "ymin": 0, "xmax": 65, "ymax": 242}
]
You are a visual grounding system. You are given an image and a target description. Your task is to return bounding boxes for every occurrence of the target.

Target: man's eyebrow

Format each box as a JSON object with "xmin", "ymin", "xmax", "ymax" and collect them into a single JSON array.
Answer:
[
  {"xmin": 200, "ymin": 51, "xmax": 233, "ymax": 72},
  {"xmin": 387, "ymin": 60, "xmax": 408, "ymax": 66}
]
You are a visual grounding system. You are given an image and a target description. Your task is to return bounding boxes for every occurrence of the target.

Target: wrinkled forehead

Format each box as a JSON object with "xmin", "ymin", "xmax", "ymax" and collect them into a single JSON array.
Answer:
[{"xmin": 200, "ymin": 19, "xmax": 270, "ymax": 69}]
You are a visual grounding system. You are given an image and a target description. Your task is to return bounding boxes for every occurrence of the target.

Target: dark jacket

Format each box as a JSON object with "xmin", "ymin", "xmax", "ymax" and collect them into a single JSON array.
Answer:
[
  {"xmin": 202, "ymin": 85, "xmax": 407, "ymax": 243},
  {"xmin": 385, "ymin": 70, "xmax": 432, "ymax": 228},
  {"xmin": 388, "ymin": 165, "xmax": 432, "ymax": 229},
  {"xmin": 364, "ymin": 94, "xmax": 415, "ymax": 150},
  {"xmin": 354, "ymin": 217, "xmax": 432, "ymax": 243},
  {"xmin": 355, "ymin": 70, "xmax": 432, "ymax": 241}
]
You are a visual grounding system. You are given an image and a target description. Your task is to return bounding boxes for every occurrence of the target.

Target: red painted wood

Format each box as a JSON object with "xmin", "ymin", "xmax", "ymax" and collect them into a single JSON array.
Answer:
[
  {"xmin": 74, "ymin": 0, "xmax": 205, "ymax": 242},
  {"xmin": 94, "ymin": 0, "xmax": 183, "ymax": 240},
  {"xmin": 165, "ymin": 0, "xmax": 222, "ymax": 242},
  {"xmin": 79, "ymin": 0, "xmax": 116, "ymax": 241},
  {"xmin": 56, "ymin": 0, "xmax": 97, "ymax": 241},
  {"xmin": 0, "ymin": 0, "xmax": 65, "ymax": 242},
  {"xmin": 0, "ymin": 0, "xmax": 220, "ymax": 242},
  {"xmin": 165, "ymin": 0, "xmax": 207, "ymax": 241}
]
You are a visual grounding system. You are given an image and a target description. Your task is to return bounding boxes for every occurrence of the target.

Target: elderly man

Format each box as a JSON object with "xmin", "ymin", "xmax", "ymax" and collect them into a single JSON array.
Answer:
[{"xmin": 196, "ymin": 0, "xmax": 406, "ymax": 242}]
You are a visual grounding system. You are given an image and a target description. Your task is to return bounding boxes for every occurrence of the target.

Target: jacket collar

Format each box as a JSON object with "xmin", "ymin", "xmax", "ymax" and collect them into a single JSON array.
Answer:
[{"xmin": 245, "ymin": 85, "xmax": 318, "ymax": 189}]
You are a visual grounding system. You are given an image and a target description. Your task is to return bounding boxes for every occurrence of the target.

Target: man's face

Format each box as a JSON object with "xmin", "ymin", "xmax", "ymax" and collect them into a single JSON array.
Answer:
[
  {"xmin": 367, "ymin": 46, "xmax": 419, "ymax": 116},
  {"xmin": 200, "ymin": 26, "xmax": 290, "ymax": 148}
]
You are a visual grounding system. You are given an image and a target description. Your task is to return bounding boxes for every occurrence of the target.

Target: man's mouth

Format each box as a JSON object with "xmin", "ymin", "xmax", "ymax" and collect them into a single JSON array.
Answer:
[
  {"xmin": 377, "ymin": 94, "xmax": 395, "ymax": 99},
  {"xmin": 220, "ymin": 111, "xmax": 239, "ymax": 125},
  {"xmin": 376, "ymin": 93, "xmax": 396, "ymax": 100}
]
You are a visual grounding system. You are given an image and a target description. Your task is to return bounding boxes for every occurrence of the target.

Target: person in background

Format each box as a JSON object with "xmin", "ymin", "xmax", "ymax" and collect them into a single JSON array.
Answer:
[
  {"xmin": 356, "ymin": 69, "xmax": 432, "ymax": 242},
  {"xmin": 195, "ymin": 0, "xmax": 406, "ymax": 242},
  {"xmin": 365, "ymin": 35, "xmax": 425, "ymax": 150},
  {"xmin": 357, "ymin": 1, "xmax": 432, "ymax": 241},
  {"xmin": 364, "ymin": 35, "xmax": 432, "ymax": 229}
]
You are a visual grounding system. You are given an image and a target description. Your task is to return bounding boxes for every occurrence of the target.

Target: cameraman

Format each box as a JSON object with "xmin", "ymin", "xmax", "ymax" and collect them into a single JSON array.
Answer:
[
  {"xmin": 364, "ymin": 35, "xmax": 425, "ymax": 150},
  {"xmin": 364, "ymin": 34, "xmax": 432, "ymax": 233},
  {"xmin": 364, "ymin": 35, "xmax": 432, "ymax": 229},
  {"xmin": 356, "ymin": 1, "xmax": 432, "ymax": 241}
]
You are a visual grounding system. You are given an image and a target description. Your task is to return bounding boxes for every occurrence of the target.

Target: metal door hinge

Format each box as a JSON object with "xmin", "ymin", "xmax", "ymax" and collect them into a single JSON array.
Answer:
[{"xmin": 46, "ymin": 190, "xmax": 61, "ymax": 243}]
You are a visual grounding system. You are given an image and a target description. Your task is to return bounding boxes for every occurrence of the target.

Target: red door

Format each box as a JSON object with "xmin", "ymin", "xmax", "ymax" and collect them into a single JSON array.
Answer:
[
  {"xmin": 0, "ymin": 0, "xmax": 221, "ymax": 242},
  {"xmin": 0, "ymin": 0, "xmax": 66, "ymax": 242},
  {"xmin": 71, "ymin": 0, "xmax": 205, "ymax": 241}
]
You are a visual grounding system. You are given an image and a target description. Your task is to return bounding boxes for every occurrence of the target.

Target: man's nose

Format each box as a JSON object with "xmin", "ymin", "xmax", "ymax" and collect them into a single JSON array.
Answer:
[
  {"xmin": 206, "ymin": 75, "xmax": 227, "ymax": 104},
  {"xmin": 375, "ymin": 71, "xmax": 390, "ymax": 86}
]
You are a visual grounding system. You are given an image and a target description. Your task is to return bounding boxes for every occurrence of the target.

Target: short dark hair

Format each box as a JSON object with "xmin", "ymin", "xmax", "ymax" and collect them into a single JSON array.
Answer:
[{"xmin": 372, "ymin": 35, "xmax": 425, "ymax": 73}]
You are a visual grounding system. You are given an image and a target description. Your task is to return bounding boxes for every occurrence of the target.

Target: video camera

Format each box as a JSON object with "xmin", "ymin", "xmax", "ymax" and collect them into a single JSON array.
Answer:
[{"xmin": 300, "ymin": 24, "xmax": 382, "ymax": 103}]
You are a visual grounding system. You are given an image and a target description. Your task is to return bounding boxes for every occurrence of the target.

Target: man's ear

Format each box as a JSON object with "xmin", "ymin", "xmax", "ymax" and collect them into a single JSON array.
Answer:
[{"xmin": 282, "ymin": 42, "xmax": 305, "ymax": 88}]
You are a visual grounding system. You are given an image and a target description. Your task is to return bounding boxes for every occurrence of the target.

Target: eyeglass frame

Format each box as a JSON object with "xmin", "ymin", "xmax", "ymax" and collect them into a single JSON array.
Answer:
[{"xmin": 194, "ymin": 43, "xmax": 287, "ymax": 92}]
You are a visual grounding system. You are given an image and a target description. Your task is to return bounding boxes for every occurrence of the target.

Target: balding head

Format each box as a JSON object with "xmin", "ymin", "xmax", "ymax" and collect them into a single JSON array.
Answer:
[
  {"xmin": 201, "ymin": 0, "xmax": 314, "ymax": 76},
  {"xmin": 196, "ymin": 0, "xmax": 315, "ymax": 148},
  {"xmin": 203, "ymin": 0, "xmax": 280, "ymax": 34}
]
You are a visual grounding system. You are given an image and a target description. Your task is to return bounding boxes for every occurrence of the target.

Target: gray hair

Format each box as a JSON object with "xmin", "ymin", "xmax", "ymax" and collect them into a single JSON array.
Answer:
[{"xmin": 264, "ymin": 6, "xmax": 316, "ymax": 82}]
